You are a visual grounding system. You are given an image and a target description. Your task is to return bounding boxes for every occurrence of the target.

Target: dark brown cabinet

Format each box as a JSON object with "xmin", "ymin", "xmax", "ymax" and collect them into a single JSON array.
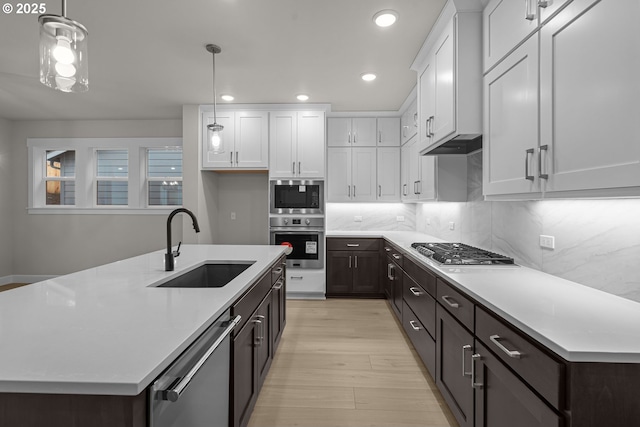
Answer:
[
  {"xmin": 233, "ymin": 309, "xmax": 262, "ymax": 427},
  {"xmin": 473, "ymin": 340, "xmax": 563, "ymax": 427},
  {"xmin": 436, "ymin": 304, "xmax": 475, "ymax": 427},
  {"xmin": 326, "ymin": 238, "xmax": 381, "ymax": 297},
  {"xmin": 271, "ymin": 268, "xmax": 286, "ymax": 354}
]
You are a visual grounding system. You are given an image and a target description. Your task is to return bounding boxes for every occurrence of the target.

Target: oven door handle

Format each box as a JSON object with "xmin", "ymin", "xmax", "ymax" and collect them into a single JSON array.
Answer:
[
  {"xmin": 270, "ymin": 228, "xmax": 325, "ymax": 233},
  {"xmin": 159, "ymin": 315, "xmax": 242, "ymax": 402}
]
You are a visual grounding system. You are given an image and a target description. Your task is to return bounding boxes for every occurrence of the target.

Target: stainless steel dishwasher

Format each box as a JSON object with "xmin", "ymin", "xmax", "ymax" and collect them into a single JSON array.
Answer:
[{"xmin": 149, "ymin": 310, "xmax": 241, "ymax": 427}]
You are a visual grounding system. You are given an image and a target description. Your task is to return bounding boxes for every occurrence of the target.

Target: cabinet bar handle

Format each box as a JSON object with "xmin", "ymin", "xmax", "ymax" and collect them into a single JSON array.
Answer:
[
  {"xmin": 160, "ymin": 315, "xmax": 242, "ymax": 402},
  {"xmin": 490, "ymin": 335, "xmax": 522, "ymax": 358},
  {"xmin": 273, "ymin": 279, "xmax": 284, "ymax": 290},
  {"xmin": 525, "ymin": 148, "xmax": 535, "ymax": 181},
  {"xmin": 291, "ymin": 276, "xmax": 304, "ymax": 280},
  {"xmin": 354, "ymin": 132, "xmax": 357, "ymax": 143},
  {"xmin": 471, "ymin": 353, "xmax": 483, "ymax": 389},
  {"xmin": 403, "ymin": 184, "xmax": 408, "ymax": 196},
  {"xmin": 409, "ymin": 287, "xmax": 422, "ymax": 296},
  {"xmin": 235, "ymin": 151, "xmax": 239, "ymax": 165},
  {"xmin": 525, "ymin": 0, "xmax": 537, "ymax": 20},
  {"xmin": 538, "ymin": 0, "xmax": 550, "ymax": 7},
  {"xmin": 429, "ymin": 116, "xmax": 435, "ymax": 137},
  {"xmin": 273, "ymin": 267, "xmax": 283, "ymax": 275},
  {"xmin": 388, "ymin": 264, "xmax": 395, "ymax": 280},
  {"xmin": 403, "ymin": 126, "xmax": 407, "ymax": 137},
  {"xmin": 392, "ymin": 254, "xmax": 401, "ymax": 260},
  {"xmin": 292, "ymin": 162, "xmax": 295, "ymax": 174},
  {"xmin": 409, "ymin": 320, "xmax": 421, "ymax": 331},
  {"xmin": 378, "ymin": 130, "xmax": 382, "ymax": 144},
  {"xmin": 348, "ymin": 185, "xmax": 351, "ymax": 197},
  {"xmin": 387, "ymin": 263, "xmax": 393, "ymax": 280},
  {"xmin": 353, "ymin": 185, "xmax": 356, "ymax": 197},
  {"xmin": 538, "ymin": 145, "xmax": 549, "ymax": 179},
  {"xmin": 441, "ymin": 295, "xmax": 460, "ymax": 309},
  {"xmin": 349, "ymin": 255, "xmax": 352, "ymax": 269},
  {"xmin": 346, "ymin": 243, "xmax": 360, "ymax": 247},
  {"xmin": 413, "ymin": 112, "xmax": 418, "ymax": 126},
  {"xmin": 298, "ymin": 162, "xmax": 301, "ymax": 175},
  {"xmin": 256, "ymin": 315, "xmax": 265, "ymax": 342},
  {"xmin": 378, "ymin": 185, "xmax": 382, "ymax": 197},
  {"xmin": 348, "ymin": 131, "xmax": 351, "ymax": 144},
  {"xmin": 384, "ymin": 247, "xmax": 391, "ymax": 252},
  {"xmin": 354, "ymin": 255, "xmax": 358, "ymax": 268},
  {"xmin": 462, "ymin": 344, "xmax": 472, "ymax": 377},
  {"xmin": 426, "ymin": 119, "xmax": 429, "ymax": 138},
  {"xmin": 230, "ymin": 152, "xmax": 233, "ymax": 165}
]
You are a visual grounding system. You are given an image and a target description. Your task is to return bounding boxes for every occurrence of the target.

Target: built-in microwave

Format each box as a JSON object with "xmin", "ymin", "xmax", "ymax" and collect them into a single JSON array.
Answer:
[{"xmin": 269, "ymin": 180, "xmax": 324, "ymax": 214}]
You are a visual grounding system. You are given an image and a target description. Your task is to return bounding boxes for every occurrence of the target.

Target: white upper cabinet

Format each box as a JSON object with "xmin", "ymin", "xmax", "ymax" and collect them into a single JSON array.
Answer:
[
  {"xmin": 327, "ymin": 118, "xmax": 377, "ymax": 147},
  {"xmin": 376, "ymin": 118, "xmax": 401, "ymax": 147},
  {"xmin": 377, "ymin": 147, "xmax": 401, "ymax": 201},
  {"xmin": 483, "ymin": 0, "xmax": 571, "ymax": 73},
  {"xmin": 483, "ymin": 36, "xmax": 540, "ymax": 197},
  {"xmin": 483, "ymin": 0, "xmax": 640, "ymax": 199},
  {"xmin": 269, "ymin": 110, "xmax": 325, "ymax": 179},
  {"xmin": 327, "ymin": 147, "xmax": 377, "ymax": 202},
  {"xmin": 413, "ymin": 5, "xmax": 482, "ymax": 155},
  {"xmin": 401, "ymin": 99, "xmax": 418, "ymax": 145},
  {"xmin": 538, "ymin": 0, "xmax": 640, "ymax": 196},
  {"xmin": 202, "ymin": 110, "xmax": 268, "ymax": 170}
]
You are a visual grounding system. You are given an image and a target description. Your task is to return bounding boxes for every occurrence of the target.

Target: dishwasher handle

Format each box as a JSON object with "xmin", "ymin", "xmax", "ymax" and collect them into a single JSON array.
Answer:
[{"xmin": 160, "ymin": 315, "xmax": 242, "ymax": 402}]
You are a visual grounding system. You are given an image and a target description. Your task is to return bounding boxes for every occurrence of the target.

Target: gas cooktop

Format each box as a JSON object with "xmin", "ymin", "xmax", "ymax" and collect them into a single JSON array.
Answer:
[{"xmin": 411, "ymin": 242, "xmax": 515, "ymax": 266}]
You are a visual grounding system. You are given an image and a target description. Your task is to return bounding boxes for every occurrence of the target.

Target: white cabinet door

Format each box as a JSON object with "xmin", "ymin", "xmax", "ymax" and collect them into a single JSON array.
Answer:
[
  {"xmin": 539, "ymin": 0, "xmax": 640, "ymax": 194},
  {"xmin": 297, "ymin": 111, "xmax": 326, "ymax": 178},
  {"xmin": 418, "ymin": 60, "xmax": 435, "ymax": 153},
  {"xmin": 351, "ymin": 118, "xmax": 377, "ymax": 146},
  {"xmin": 406, "ymin": 138, "xmax": 421, "ymax": 199},
  {"xmin": 351, "ymin": 147, "xmax": 377, "ymax": 201},
  {"xmin": 202, "ymin": 111, "xmax": 235, "ymax": 169},
  {"xmin": 377, "ymin": 118, "xmax": 400, "ymax": 147},
  {"xmin": 417, "ymin": 156, "xmax": 437, "ymax": 201},
  {"xmin": 432, "ymin": 19, "xmax": 456, "ymax": 143},
  {"xmin": 377, "ymin": 147, "xmax": 400, "ymax": 201},
  {"xmin": 483, "ymin": 0, "xmax": 539, "ymax": 72},
  {"xmin": 327, "ymin": 148, "xmax": 351, "ymax": 201},
  {"xmin": 234, "ymin": 111, "xmax": 269, "ymax": 168},
  {"xmin": 327, "ymin": 117, "xmax": 351, "ymax": 147},
  {"xmin": 483, "ymin": 36, "xmax": 540, "ymax": 197},
  {"xmin": 269, "ymin": 111, "xmax": 297, "ymax": 177},
  {"xmin": 400, "ymin": 140, "xmax": 413, "ymax": 201},
  {"xmin": 401, "ymin": 100, "xmax": 418, "ymax": 145}
]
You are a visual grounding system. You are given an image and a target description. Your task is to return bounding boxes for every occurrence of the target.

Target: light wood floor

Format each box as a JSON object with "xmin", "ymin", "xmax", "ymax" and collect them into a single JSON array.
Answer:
[
  {"xmin": 0, "ymin": 283, "xmax": 29, "ymax": 292},
  {"xmin": 248, "ymin": 299, "xmax": 458, "ymax": 427}
]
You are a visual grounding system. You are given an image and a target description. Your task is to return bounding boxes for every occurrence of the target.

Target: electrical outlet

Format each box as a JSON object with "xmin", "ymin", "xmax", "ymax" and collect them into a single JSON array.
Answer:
[
  {"xmin": 354, "ymin": 216, "xmax": 363, "ymax": 222},
  {"xmin": 396, "ymin": 216, "xmax": 405, "ymax": 222},
  {"xmin": 540, "ymin": 235, "xmax": 555, "ymax": 249},
  {"xmin": 230, "ymin": 212, "xmax": 236, "ymax": 220},
  {"xmin": 449, "ymin": 222, "xmax": 455, "ymax": 231},
  {"xmin": 426, "ymin": 217, "xmax": 431, "ymax": 225}
]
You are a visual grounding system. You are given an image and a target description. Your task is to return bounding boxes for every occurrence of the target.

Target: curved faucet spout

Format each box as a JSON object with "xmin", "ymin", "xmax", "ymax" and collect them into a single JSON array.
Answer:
[{"xmin": 166, "ymin": 208, "xmax": 201, "ymax": 271}]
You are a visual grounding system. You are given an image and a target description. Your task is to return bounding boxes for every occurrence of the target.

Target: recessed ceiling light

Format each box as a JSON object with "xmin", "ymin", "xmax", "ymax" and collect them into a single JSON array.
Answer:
[
  {"xmin": 220, "ymin": 94, "xmax": 234, "ymax": 101},
  {"xmin": 373, "ymin": 10, "xmax": 398, "ymax": 27},
  {"xmin": 296, "ymin": 94, "xmax": 309, "ymax": 101},
  {"xmin": 361, "ymin": 73, "xmax": 377, "ymax": 82}
]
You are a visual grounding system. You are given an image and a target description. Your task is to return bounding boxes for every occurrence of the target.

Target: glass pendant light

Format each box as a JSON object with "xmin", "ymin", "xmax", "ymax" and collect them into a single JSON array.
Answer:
[
  {"xmin": 39, "ymin": 0, "xmax": 88, "ymax": 92},
  {"xmin": 206, "ymin": 44, "xmax": 224, "ymax": 154}
]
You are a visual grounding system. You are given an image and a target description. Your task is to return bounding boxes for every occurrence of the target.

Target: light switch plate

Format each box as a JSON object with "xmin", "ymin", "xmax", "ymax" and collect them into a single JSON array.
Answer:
[
  {"xmin": 540, "ymin": 235, "xmax": 555, "ymax": 249},
  {"xmin": 354, "ymin": 216, "xmax": 363, "ymax": 222},
  {"xmin": 396, "ymin": 216, "xmax": 405, "ymax": 222},
  {"xmin": 449, "ymin": 222, "xmax": 455, "ymax": 230}
]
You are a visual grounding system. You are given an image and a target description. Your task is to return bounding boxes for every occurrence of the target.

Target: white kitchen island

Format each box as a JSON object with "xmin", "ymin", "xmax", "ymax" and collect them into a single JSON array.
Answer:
[{"xmin": 0, "ymin": 244, "xmax": 285, "ymax": 396}]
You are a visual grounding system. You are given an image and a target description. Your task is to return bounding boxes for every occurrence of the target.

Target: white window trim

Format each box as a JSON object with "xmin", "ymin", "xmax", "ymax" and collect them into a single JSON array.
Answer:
[{"xmin": 28, "ymin": 137, "xmax": 183, "ymax": 214}]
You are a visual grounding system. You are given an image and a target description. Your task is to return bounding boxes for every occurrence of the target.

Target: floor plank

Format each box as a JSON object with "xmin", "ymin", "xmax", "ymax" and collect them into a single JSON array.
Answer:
[{"xmin": 248, "ymin": 299, "xmax": 458, "ymax": 427}]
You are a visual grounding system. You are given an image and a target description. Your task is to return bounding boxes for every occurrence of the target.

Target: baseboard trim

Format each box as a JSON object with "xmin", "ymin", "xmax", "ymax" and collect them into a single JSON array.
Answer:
[{"xmin": 0, "ymin": 275, "xmax": 57, "ymax": 285}]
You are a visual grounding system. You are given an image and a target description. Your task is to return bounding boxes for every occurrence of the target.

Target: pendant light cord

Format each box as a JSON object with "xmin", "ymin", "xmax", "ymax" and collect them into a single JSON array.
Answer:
[
  {"xmin": 61, "ymin": 0, "xmax": 66, "ymax": 17},
  {"xmin": 212, "ymin": 49, "xmax": 217, "ymax": 123}
]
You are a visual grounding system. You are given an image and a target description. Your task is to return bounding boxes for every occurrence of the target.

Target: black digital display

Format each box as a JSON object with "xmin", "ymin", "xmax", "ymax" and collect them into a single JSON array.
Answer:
[{"xmin": 293, "ymin": 219, "xmax": 301, "ymax": 224}]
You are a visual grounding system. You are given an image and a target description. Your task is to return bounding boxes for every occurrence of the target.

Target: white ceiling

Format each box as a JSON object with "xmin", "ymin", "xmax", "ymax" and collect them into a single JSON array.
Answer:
[{"xmin": 0, "ymin": 0, "xmax": 447, "ymax": 121}]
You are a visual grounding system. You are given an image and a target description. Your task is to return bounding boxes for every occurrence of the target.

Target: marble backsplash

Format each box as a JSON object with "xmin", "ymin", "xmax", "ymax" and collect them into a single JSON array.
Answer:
[{"xmin": 326, "ymin": 203, "xmax": 416, "ymax": 232}]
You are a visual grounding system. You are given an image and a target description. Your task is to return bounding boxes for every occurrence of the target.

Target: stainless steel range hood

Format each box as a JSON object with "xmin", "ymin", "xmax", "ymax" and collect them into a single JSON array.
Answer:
[{"xmin": 419, "ymin": 134, "xmax": 482, "ymax": 156}]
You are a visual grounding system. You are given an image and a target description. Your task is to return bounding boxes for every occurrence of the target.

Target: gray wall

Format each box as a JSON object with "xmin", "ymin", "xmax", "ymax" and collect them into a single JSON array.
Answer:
[
  {"xmin": 0, "ymin": 119, "xmax": 13, "ymax": 278},
  {"xmin": 11, "ymin": 119, "xmax": 182, "ymax": 276}
]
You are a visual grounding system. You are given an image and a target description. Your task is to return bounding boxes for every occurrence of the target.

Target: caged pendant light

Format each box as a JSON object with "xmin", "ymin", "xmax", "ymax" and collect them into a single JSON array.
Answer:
[
  {"xmin": 206, "ymin": 44, "xmax": 224, "ymax": 154},
  {"xmin": 38, "ymin": 0, "xmax": 88, "ymax": 92}
]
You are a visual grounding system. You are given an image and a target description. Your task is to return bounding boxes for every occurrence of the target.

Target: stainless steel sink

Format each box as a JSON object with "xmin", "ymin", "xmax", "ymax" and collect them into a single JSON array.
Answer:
[{"xmin": 157, "ymin": 262, "xmax": 255, "ymax": 288}]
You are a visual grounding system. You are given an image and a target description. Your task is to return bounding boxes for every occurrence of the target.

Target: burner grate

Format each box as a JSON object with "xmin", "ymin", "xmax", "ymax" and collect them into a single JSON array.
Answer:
[{"xmin": 411, "ymin": 242, "xmax": 514, "ymax": 265}]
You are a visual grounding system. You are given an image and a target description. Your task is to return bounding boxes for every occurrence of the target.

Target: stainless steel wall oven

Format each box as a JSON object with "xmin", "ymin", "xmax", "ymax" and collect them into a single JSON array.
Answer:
[{"xmin": 269, "ymin": 217, "xmax": 324, "ymax": 269}]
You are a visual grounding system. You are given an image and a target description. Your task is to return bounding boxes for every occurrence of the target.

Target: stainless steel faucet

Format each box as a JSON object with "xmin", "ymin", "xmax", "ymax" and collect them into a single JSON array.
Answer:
[{"xmin": 166, "ymin": 208, "xmax": 200, "ymax": 271}]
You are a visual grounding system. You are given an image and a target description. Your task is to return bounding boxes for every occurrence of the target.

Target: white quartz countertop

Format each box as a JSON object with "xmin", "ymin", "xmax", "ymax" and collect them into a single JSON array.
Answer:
[
  {"xmin": 0, "ymin": 244, "xmax": 285, "ymax": 396},
  {"xmin": 327, "ymin": 230, "xmax": 640, "ymax": 364}
]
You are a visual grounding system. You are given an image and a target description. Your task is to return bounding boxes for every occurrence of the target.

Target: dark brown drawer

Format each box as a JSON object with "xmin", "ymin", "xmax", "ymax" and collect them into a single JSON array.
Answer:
[
  {"xmin": 436, "ymin": 279, "xmax": 474, "ymax": 332},
  {"xmin": 403, "ymin": 255, "xmax": 436, "ymax": 297},
  {"xmin": 475, "ymin": 307, "xmax": 565, "ymax": 409},
  {"xmin": 402, "ymin": 301, "xmax": 436, "ymax": 377},
  {"xmin": 327, "ymin": 237, "xmax": 380, "ymax": 252},
  {"xmin": 232, "ymin": 271, "xmax": 272, "ymax": 332},
  {"xmin": 402, "ymin": 273, "xmax": 436, "ymax": 339},
  {"xmin": 271, "ymin": 256, "xmax": 286, "ymax": 284}
]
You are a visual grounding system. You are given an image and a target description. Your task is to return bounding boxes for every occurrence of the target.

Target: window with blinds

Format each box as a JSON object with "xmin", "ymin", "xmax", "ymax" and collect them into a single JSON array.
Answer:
[
  {"xmin": 147, "ymin": 149, "xmax": 183, "ymax": 206},
  {"xmin": 96, "ymin": 150, "xmax": 128, "ymax": 206}
]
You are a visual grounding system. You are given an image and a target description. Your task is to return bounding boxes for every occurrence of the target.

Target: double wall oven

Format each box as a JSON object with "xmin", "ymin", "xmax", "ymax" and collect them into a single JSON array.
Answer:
[{"xmin": 269, "ymin": 180, "xmax": 325, "ymax": 270}]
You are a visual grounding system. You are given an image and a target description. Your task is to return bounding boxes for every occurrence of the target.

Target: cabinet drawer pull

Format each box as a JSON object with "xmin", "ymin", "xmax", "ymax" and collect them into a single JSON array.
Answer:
[
  {"xmin": 409, "ymin": 287, "xmax": 422, "ymax": 297},
  {"xmin": 273, "ymin": 279, "xmax": 284, "ymax": 290},
  {"xmin": 462, "ymin": 344, "xmax": 472, "ymax": 377},
  {"xmin": 525, "ymin": 148, "xmax": 535, "ymax": 181},
  {"xmin": 490, "ymin": 335, "xmax": 522, "ymax": 358},
  {"xmin": 384, "ymin": 247, "xmax": 391, "ymax": 252},
  {"xmin": 273, "ymin": 267, "xmax": 283, "ymax": 275},
  {"xmin": 441, "ymin": 295, "xmax": 460, "ymax": 309},
  {"xmin": 471, "ymin": 353, "xmax": 483, "ymax": 389},
  {"xmin": 387, "ymin": 264, "xmax": 395, "ymax": 280},
  {"xmin": 409, "ymin": 320, "xmax": 421, "ymax": 331},
  {"xmin": 392, "ymin": 254, "xmax": 401, "ymax": 260},
  {"xmin": 160, "ymin": 315, "xmax": 242, "ymax": 402},
  {"xmin": 346, "ymin": 243, "xmax": 360, "ymax": 247},
  {"xmin": 291, "ymin": 276, "xmax": 304, "ymax": 280}
]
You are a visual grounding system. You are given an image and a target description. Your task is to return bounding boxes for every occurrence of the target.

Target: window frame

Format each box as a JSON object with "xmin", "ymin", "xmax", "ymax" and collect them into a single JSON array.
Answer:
[{"xmin": 28, "ymin": 137, "xmax": 183, "ymax": 214}]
